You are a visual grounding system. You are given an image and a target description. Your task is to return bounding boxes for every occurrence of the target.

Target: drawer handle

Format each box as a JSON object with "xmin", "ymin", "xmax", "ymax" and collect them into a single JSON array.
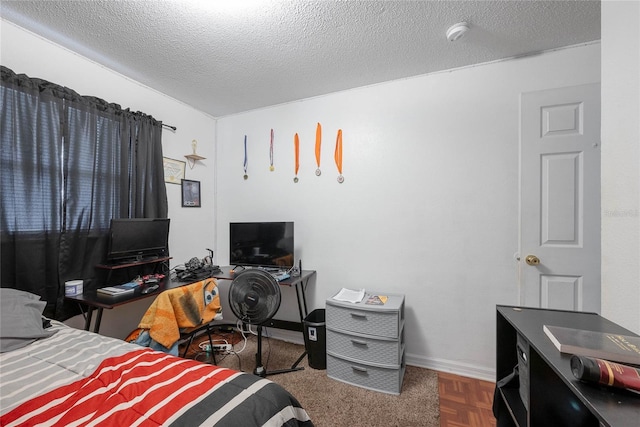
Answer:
[
  {"xmin": 351, "ymin": 339, "xmax": 368, "ymax": 346},
  {"xmin": 350, "ymin": 312, "xmax": 367, "ymax": 319},
  {"xmin": 351, "ymin": 366, "xmax": 368, "ymax": 373}
]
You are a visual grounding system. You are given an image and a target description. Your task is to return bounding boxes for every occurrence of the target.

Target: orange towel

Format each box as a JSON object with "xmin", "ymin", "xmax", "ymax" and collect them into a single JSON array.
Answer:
[{"xmin": 137, "ymin": 279, "xmax": 222, "ymax": 349}]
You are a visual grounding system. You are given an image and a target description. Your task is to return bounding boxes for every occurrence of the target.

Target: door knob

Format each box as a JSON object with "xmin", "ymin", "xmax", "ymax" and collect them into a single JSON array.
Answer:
[{"xmin": 525, "ymin": 255, "xmax": 541, "ymax": 266}]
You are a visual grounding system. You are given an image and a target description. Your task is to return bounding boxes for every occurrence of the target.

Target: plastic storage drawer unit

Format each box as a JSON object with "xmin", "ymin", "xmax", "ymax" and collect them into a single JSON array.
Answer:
[{"xmin": 326, "ymin": 291, "xmax": 405, "ymax": 395}]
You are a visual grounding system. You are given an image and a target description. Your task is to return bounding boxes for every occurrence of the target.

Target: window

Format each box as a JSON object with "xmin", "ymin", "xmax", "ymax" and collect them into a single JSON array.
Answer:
[{"xmin": 1, "ymin": 66, "xmax": 167, "ymax": 319}]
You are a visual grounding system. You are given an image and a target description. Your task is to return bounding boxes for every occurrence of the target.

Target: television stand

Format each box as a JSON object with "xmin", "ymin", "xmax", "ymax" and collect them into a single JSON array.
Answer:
[
  {"xmin": 95, "ymin": 257, "xmax": 172, "ymax": 294},
  {"xmin": 96, "ymin": 256, "xmax": 171, "ymax": 270}
]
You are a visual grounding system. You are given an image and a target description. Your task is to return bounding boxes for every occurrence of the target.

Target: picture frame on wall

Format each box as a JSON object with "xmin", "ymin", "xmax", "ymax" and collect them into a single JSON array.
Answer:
[
  {"xmin": 181, "ymin": 179, "xmax": 201, "ymax": 207},
  {"xmin": 163, "ymin": 157, "xmax": 186, "ymax": 184}
]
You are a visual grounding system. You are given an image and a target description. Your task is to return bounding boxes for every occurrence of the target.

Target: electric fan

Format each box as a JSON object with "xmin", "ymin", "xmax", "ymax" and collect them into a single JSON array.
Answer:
[{"xmin": 228, "ymin": 268, "xmax": 303, "ymax": 376}]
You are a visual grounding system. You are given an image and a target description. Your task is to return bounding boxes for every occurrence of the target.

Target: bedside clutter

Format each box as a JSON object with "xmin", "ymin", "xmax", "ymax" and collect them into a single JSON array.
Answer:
[{"xmin": 326, "ymin": 291, "xmax": 405, "ymax": 395}]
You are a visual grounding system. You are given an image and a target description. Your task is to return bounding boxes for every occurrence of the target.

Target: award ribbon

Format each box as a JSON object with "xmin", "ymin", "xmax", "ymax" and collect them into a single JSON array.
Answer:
[
  {"xmin": 269, "ymin": 128, "xmax": 275, "ymax": 171},
  {"xmin": 315, "ymin": 122, "xmax": 322, "ymax": 176},
  {"xmin": 294, "ymin": 133, "xmax": 300, "ymax": 183},
  {"xmin": 335, "ymin": 129, "xmax": 344, "ymax": 183},
  {"xmin": 243, "ymin": 135, "xmax": 248, "ymax": 180}
]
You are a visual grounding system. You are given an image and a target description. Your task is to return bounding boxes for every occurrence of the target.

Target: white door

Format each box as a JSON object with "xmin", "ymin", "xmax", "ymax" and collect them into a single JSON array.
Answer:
[{"xmin": 520, "ymin": 83, "xmax": 601, "ymax": 312}]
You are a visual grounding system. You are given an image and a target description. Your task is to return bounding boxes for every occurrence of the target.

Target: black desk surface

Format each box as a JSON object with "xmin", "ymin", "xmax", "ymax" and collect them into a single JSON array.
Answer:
[
  {"xmin": 210, "ymin": 266, "xmax": 316, "ymax": 287},
  {"xmin": 66, "ymin": 266, "xmax": 316, "ymax": 309}
]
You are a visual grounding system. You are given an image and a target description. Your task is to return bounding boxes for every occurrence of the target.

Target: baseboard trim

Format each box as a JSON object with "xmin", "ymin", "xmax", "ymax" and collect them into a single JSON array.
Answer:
[
  {"xmin": 260, "ymin": 327, "xmax": 305, "ymax": 346},
  {"xmin": 405, "ymin": 353, "xmax": 495, "ymax": 382},
  {"xmin": 258, "ymin": 329, "xmax": 496, "ymax": 382}
]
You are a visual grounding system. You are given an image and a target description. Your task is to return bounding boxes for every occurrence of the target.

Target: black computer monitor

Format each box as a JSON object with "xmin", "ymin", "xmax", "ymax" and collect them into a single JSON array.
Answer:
[
  {"xmin": 229, "ymin": 222, "xmax": 294, "ymax": 268},
  {"xmin": 106, "ymin": 218, "xmax": 170, "ymax": 263}
]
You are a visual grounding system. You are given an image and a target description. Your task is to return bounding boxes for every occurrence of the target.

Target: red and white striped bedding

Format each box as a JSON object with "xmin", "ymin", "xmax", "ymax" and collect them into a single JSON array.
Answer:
[{"xmin": 0, "ymin": 321, "xmax": 312, "ymax": 427}]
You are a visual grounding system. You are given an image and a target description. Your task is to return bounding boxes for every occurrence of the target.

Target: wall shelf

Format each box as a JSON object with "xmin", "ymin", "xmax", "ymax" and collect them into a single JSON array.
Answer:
[{"xmin": 185, "ymin": 153, "xmax": 206, "ymax": 169}]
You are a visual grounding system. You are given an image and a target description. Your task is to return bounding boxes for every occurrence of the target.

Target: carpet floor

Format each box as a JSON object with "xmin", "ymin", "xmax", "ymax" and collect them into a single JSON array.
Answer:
[{"xmin": 182, "ymin": 331, "xmax": 440, "ymax": 427}]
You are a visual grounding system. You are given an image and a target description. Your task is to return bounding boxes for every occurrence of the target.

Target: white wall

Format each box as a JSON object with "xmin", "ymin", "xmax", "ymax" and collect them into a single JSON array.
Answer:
[
  {"xmin": 1, "ymin": 20, "xmax": 217, "ymax": 337},
  {"xmin": 601, "ymin": 1, "xmax": 640, "ymax": 334},
  {"xmin": 5, "ymin": 18, "xmax": 621, "ymax": 380},
  {"xmin": 216, "ymin": 43, "xmax": 601, "ymax": 379}
]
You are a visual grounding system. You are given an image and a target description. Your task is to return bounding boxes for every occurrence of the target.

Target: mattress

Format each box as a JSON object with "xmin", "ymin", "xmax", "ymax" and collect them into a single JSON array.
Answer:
[{"xmin": 0, "ymin": 319, "xmax": 313, "ymax": 426}]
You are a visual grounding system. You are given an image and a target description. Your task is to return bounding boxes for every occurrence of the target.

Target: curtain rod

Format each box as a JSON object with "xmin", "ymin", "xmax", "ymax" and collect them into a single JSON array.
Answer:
[{"xmin": 162, "ymin": 123, "xmax": 177, "ymax": 131}]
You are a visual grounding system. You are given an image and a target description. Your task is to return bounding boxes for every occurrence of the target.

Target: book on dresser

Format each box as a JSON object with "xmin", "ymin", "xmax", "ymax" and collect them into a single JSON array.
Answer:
[
  {"xmin": 365, "ymin": 295, "xmax": 388, "ymax": 305},
  {"xmin": 543, "ymin": 324, "xmax": 640, "ymax": 365}
]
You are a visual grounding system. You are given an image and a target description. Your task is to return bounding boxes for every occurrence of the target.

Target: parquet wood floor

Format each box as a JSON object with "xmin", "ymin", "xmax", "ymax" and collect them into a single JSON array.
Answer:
[{"xmin": 438, "ymin": 372, "xmax": 497, "ymax": 427}]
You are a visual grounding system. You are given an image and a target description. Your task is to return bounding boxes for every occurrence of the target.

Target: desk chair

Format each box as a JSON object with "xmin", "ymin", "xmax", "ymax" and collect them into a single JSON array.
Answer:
[{"xmin": 133, "ymin": 278, "xmax": 224, "ymax": 358}]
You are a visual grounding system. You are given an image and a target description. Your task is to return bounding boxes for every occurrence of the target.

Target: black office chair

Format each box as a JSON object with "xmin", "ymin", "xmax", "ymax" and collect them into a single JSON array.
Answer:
[{"xmin": 179, "ymin": 322, "xmax": 234, "ymax": 364}]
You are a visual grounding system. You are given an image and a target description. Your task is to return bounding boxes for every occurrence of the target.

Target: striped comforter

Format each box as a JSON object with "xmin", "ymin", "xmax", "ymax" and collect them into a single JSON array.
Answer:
[{"xmin": 0, "ymin": 321, "xmax": 313, "ymax": 427}]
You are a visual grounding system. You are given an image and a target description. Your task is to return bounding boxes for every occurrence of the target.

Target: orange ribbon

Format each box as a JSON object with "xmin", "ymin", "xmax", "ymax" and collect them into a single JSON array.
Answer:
[
  {"xmin": 294, "ymin": 133, "xmax": 300, "ymax": 176},
  {"xmin": 334, "ymin": 129, "xmax": 343, "ymax": 174},
  {"xmin": 315, "ymin": 123, "xmax": 322, "ymax": 168}
]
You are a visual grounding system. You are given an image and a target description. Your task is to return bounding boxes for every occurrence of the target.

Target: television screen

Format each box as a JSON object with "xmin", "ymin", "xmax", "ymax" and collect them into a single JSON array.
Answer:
[
  {"xmin": 230, "ymin": 222, "xmax": 294, "ymax": 268},
  {"xmin": 106, "ymin": 218, "xmax": 170, "ymax": 262}
]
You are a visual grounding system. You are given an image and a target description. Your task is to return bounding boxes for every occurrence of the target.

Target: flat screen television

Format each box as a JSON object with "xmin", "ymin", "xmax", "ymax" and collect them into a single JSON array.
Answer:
[
  {"xmin": 229, "ymin": 222, "xmax": 294, "ymax": 269},
  {"xmin": 106, "ymin": 218, "xmax": 170, "ymax": 263}
]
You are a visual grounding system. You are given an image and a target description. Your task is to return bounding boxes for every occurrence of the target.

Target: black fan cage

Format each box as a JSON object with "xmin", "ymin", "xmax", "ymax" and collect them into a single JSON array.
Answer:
[{"xmin": 228, "ymin": 269, "xmax": 281, "ymax": 325}]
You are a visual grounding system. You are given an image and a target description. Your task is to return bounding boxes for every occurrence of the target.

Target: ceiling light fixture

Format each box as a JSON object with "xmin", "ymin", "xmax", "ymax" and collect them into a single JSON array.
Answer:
[{"xmin": 446, "ymin": 22, "xmax": 469, "ymax": 42}]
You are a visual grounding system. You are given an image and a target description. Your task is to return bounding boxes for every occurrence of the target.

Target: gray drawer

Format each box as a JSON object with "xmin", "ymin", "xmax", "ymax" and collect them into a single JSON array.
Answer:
[
  {"xmin": 327, "ymin": 353, "xmax": 406, "ymax": 395},
  {"xmin": 327, "ymin": 328, "xmax": 404, "ymax": 366},
  {"xmin": 326, "ymin": 302, "xmax": 402, "ymax": 338}
]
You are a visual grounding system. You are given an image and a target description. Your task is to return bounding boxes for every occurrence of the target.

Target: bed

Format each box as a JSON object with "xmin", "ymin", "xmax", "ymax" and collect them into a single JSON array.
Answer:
[{"xmin": 0, "ymin": 288, "xmax": 313, "ymax": 426}]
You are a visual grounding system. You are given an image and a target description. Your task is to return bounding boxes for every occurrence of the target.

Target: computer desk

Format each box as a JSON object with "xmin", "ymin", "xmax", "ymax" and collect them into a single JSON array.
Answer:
[
  {"xmin": 65, "ymin": 276, "xmax": 196, "ymax": 333},
  {"xmin": 212, "ymin": 266, "xmax": 316, "ymax": 373},
  {"xmin": 66, "ymin": 266, "xmax": 316, "ymax": 335},
  {"xmin": 211, "ymin": 266, "xmax": 317, "ymax": 333}
]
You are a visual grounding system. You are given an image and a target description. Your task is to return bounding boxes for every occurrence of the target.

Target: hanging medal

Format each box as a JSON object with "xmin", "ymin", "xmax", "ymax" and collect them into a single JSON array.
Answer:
[
  {"xmin": 243, "ymin": 135, "xmax": 248, "ymax": 180},
  {"xmin": 315, "ymin": 122, "xmax": 322, "ymax": 176},
  {"xmin": 335, "ymin": 129, "xmax": 344, "ymax": 183},
  {"xmin": 269, "ymin": 128, "xmax": 275, "ymax": 171},
  {"xmin": 293, "ymin": 133, "xmax": 300, "ymax": 183}
]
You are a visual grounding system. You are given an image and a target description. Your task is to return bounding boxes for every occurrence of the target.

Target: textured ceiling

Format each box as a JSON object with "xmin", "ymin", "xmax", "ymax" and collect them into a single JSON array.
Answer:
[{"xmin": 0, "ymin": 0, "xmax": 600, "ymax": 117}]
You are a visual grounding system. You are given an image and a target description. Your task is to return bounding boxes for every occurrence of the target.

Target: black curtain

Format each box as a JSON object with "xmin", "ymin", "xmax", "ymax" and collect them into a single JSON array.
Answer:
[{"xmin": 0, "ymin": 66, "xmax": 168, "ymax": 319}]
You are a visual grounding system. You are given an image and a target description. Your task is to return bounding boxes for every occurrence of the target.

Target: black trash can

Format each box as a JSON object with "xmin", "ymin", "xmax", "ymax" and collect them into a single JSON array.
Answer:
[{"xmin": 303, "ymin": 308, "xmax": 326, "ymax": 369}]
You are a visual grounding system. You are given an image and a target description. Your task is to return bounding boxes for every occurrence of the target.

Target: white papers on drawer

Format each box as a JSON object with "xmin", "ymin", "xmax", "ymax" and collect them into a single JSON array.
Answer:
[{"xmin": 332, "ymin": 288, "xmax": 365, "ymax": 303}]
